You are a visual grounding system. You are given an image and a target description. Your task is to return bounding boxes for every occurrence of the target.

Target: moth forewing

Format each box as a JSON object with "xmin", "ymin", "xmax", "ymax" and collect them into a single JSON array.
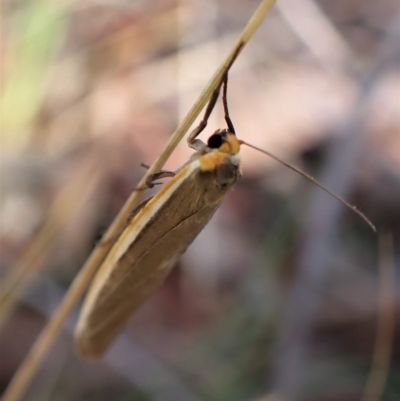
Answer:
[{"xmin": 74, "ymin": 140, "xmax": 241, "ymax": 359}]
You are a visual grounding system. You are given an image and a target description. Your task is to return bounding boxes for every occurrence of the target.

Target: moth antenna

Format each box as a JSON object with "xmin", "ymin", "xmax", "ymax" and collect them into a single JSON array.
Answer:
[{"xmin": 240, "ymin": 140, "xmax": 376, "ymax": 233}]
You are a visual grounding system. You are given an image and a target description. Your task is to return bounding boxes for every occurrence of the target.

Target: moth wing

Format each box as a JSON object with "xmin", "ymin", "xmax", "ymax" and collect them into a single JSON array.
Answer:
[{"xmin": 74, "ymin": 160, "xmax": 239, "ymax": 359}]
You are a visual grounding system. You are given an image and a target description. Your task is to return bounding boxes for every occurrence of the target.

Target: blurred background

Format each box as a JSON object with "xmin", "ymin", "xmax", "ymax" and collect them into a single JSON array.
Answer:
[{"xmin": 1, "ymin": 0, "xmax": 399, "ymax": 400}]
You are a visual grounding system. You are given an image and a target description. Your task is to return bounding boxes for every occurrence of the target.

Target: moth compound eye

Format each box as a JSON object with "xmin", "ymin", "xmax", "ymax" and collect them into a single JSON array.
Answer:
[{"xmin": 207, "ymin": 133, "xmax": 223, "ymax": 149}]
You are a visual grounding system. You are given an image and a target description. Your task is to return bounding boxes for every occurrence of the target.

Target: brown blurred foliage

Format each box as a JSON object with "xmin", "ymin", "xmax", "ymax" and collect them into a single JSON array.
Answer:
[{"xmin": 1, "ymin": 1, "xmax": 399, "ymax": 400}]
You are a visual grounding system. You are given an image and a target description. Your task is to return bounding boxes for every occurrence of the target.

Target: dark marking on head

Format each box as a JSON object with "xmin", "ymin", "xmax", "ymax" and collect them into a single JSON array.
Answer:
[
  {"xmin": 208, "ymin": 133, "xmax": 223, "ymax": 149},
  {"xmin": 207, "ymin": 129, "xmax": 232, "ymax": 149}
]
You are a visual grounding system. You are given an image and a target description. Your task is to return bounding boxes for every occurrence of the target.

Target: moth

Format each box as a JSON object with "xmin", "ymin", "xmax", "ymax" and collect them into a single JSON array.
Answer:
[
  {"xmin": 74, "ymin": 74, "xmax": 374, "ymax": 359},
  {"xmin": 74, "ymin": 75, "xmax": 242, "ymax": 358}
]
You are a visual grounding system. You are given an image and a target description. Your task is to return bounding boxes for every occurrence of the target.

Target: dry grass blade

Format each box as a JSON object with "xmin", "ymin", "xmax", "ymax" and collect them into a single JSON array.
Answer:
[
  {"xmin": 0, "ymin": 1, "xmax": 277, "ymax": 401},
  {"xmin": 361, "ymin": 232, "xmax": 396, "ymax": 401}
]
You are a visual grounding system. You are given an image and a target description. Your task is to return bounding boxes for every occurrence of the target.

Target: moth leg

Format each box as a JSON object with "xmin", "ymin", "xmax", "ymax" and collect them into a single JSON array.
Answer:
[
  {"xmin": 187, "ymin": 84, "xmax": 221, "ymax": 151},
  {"xmin": 97, "ymin": 168, "xmax": 174, "ymax": 247},
  {"xmin": 126, "ymin": 197, "xmax": 153, "ymax": 224},
  {"xmin": 140, "ymin": 163, "xmax": 173, "ymax": 174},
  {"xmin": 138, "ymin": 163, "xmax": 176, "ymax": 188},
  {"xmin": 145, "ymin": 170, "xmax": 176, "ymax": 188},
  {"xmin": 222, "ymin": 73, "xmax": 236, "ymax": 134}
]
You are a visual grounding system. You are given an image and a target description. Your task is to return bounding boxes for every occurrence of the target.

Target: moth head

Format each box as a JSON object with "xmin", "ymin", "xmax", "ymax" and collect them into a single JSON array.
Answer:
[{"xmin": 207, "ymin": 129, "xmax": 240, "ymax": 155}]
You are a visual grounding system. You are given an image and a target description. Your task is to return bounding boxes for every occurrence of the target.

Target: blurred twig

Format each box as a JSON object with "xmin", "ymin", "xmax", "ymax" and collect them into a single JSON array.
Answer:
[
  {"xmin": 361, "ymin": 232, "xmax": 396, "ymax": 401},
  {"xmin": 0, "ymin": 152, "xmax": 103, "ymax": 329},
  {"xmin": 1, "ymin": 2, "xmax": 277, "ymax": 401},
  {"xmin": 273, "ymin": 94, "xmax": 371, "ymax": 401},
  {"xmin": 0, "ymin": 1, "xmax": 66, "ymax": 150},
  {"xmin": 271, "ymin": 12, "xmax": 400, "ymax": 401},
  {"xmin": 277, "ymin": 0, "xmax": 352, "ymax": 68}
]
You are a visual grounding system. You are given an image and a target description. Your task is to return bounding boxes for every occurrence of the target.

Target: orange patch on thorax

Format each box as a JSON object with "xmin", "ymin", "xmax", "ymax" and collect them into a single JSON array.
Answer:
[{"xmin": 198, "ymin": 152, "xmax": 229, "ymax": 172}]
